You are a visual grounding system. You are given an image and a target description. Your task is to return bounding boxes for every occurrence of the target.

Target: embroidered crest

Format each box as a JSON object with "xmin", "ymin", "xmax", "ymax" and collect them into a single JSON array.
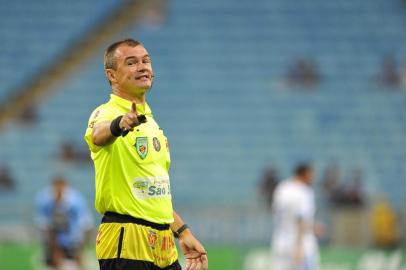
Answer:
[
  {"xmin": 148, "ymin": 230, "xmax": 157, "ymax": 249},
  {"xmin": 153, "ymin": 137, "xmax": 161, "ymax": 152},
  {"xmin": 135, "ymin": 137, "xmax": 148, "ymax": 159}
]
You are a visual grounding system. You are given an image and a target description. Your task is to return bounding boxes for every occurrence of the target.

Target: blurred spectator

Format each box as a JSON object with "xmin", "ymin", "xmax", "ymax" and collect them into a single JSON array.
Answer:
[
  {"xmin": 258, "ymin": 165, "xmax": 279, "ymax": 209},
  {"xmin": 59, "ymin": 141, "xmax": 91, "ymax": 163},
  {"xmin": 371, "ymin": 196, "xmax": 399, "ymax": 248},
  {"xmin": 141, "ymin": 0, "xmax": 168, "ymax": 27},
  {"xmin": 376, "ymin": 55, "xmax": 400, "ymax": 88},
  {"xmin": 321, "ymin": 162, "xmax": 341, "ymax": 202},
  {"xmin": 0, "ymin": 165, "xmax": 15, "ymax": 191},
  {"xmin": 60, "ymin": 142, "xmax": 75, "ymax": 162},
  {"xmin": 322, "ymin": 163, "xmax": 365, "ymax": 207},
  {"xmin": 35, "ymin": 176, "xmax": 93, "ymax": 270},
  {"xmin": 17, "ymin": 104, "xmax": 38, "ymax": 125},
  {"xmin": 286, "ymin": 58, "xmax": 320, "ymax": 87},
  {"xmin": 344, "ymin": 167, "xmax": 365, "ymax": 206}
]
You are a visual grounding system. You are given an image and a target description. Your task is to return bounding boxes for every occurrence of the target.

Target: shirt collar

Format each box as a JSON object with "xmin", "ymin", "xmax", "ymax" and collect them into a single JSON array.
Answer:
[{"xmin": 110, "ymin": 94, "xmax": 152, "ymax": 116}]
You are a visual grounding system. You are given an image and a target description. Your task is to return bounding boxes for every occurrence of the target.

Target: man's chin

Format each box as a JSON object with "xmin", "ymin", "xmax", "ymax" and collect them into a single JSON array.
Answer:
[
  {"xmin": 133, "ymin": 85, "xmax": 151, "ymax": 95},
  {"xmin": 139, "ymin": 85, "xmax": 151, "ymax": 92},
  {"xmin": 136, "ymin": 82, "xmax": 152, "ymax": 91}
]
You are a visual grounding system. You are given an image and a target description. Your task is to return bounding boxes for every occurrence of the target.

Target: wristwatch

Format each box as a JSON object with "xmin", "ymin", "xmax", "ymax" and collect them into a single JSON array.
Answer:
[{"xmin": 173, "ymin": 224, "xmax": 189, "ymax": 238}]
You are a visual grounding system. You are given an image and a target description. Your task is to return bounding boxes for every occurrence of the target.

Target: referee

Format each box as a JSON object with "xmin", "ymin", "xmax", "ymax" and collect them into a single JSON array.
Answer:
[{"xmin": 84, "ymin": 39, "xmax": 208, "ymax": 270}]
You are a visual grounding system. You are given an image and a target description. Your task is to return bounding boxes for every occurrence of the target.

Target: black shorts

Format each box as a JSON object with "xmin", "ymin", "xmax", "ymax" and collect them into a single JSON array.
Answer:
[{"xmin": 99, "ymin": 259, "xmax": 182, "ymax": 270}]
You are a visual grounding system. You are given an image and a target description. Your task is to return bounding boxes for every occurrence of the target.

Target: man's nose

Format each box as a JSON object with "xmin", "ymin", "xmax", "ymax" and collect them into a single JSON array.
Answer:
[{"xmin": 136, "ymin": 62, "xmax": 149, "ymax": 71}]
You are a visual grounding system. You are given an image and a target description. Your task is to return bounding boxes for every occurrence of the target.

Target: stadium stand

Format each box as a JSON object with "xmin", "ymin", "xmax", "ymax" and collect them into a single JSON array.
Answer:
[
  {"xmin": 0, "ymin": 0, "xmax": 119, "ymax": 101},
  {"xmin": 0, "ymin": 0, "xmax": 406, "ymax": 237}
]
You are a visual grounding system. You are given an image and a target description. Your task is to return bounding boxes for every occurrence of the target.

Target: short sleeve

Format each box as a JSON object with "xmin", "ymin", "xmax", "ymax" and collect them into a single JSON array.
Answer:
[
  {"xmin": 84, "ymin": 105, "xmax": 113, "ymax": 153},
  {"xmin": 34, "ymin": 189, "xmax": 51, "ymax": 230}
]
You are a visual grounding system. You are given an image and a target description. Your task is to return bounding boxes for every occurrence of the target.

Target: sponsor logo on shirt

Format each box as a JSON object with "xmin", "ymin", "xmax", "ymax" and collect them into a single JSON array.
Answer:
[{"xmin": 132, "ymin": 176, "xmax": 171, "ymax": 200}]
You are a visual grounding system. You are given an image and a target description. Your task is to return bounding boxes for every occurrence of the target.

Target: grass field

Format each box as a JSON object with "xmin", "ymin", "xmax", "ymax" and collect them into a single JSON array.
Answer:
[
  {"xmin": 1, "ymin": 243, "xmax": 405, "ymax": 270},
  {"xmin": 0, "ymin": 243, "xmax": 247, "ymax": 270}
]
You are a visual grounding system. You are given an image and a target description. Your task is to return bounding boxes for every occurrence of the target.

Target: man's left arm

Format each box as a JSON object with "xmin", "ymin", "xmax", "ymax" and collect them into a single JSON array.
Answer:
[{"xmin": 171, "ymin": 211, "xmax": 208, "ymax": 270}]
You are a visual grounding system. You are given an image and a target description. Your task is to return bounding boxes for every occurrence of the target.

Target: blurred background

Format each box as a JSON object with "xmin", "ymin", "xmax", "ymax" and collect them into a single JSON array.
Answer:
[{"xmin": 0, "ymin": 0, "xmax": 406, "ymax": 269}]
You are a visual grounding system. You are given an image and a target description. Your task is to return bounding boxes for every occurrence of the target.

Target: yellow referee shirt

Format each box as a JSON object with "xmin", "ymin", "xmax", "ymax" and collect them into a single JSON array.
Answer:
[{"xmin": 84, "ymin": 94, "xmax": 174, "ymax": 224}]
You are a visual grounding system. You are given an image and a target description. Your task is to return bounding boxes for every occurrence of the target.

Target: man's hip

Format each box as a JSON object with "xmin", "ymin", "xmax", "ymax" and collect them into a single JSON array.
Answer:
[{"xmin": 96, "ymin": 212, "xmax": 180, "ymax": 270}]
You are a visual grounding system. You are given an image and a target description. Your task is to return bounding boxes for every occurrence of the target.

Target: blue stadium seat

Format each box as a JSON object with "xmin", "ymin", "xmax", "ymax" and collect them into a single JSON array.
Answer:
[{"xmin": 0, "ymin": 0, "xmax": 406, "ymax": 225}]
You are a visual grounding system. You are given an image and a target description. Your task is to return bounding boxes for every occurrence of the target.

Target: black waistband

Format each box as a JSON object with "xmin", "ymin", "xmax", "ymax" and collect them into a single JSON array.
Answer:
[{"xmin": 102, "ymin": 212, "xmax": 170, "ymax": 231}]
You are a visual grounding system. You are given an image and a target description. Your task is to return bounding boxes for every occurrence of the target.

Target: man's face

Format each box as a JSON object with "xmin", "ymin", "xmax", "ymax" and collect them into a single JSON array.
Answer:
[
  {"xmin": 53, "ymin": 180, "xmax": 67, "ymax": 202},
  {"xmin": 109, "ymin": 44, "xmax": 154, "ymax": 95},
  {"xmin": 303, "ymin": 169, "xmax": 315, "ymax": 185}
]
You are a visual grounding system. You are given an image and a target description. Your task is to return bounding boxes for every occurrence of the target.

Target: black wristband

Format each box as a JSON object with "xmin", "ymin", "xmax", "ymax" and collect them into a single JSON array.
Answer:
[
  {"xmin": 121, "ymin": 115, "xmax": 147, "ymax": 137},
  {"xmin": 174, "ymin": 224, "xmax": 189, "ymax": 238},
  {"xmin": 110, "ymin": 116, "xmax": 123, "ymax": 137}
]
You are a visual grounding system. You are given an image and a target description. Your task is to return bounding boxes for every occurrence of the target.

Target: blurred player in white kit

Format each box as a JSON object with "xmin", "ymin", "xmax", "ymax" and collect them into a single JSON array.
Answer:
[{"xmin": 271, "ymin": 164, "xmax": 320, "ymax": 270}]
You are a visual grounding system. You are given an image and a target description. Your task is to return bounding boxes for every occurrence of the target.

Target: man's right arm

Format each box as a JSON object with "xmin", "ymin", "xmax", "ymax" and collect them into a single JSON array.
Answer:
[
  {"xmin": 91, "ymin": 101, "xmax": 144, "ymax": 147},
  {"xmin": 294, "ymin": 218, "xmax": 306, "ymax": 265},
  {"xmin": 92, "ymin": 121, "xmax": 118, "ymax": 146}
]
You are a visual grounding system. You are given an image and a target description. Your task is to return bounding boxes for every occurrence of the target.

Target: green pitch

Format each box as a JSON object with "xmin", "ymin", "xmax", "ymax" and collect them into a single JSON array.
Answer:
[
  {"xmin": 0, "ymin": 244, "xmax": 33, "ymax": 269},
  {"xmin": 1, "ymin": 243, "xmax": 405, "ymax": 270},
  {"xmin": 0, "ymin": 243, "xmax": 246, "ymax": 270}
]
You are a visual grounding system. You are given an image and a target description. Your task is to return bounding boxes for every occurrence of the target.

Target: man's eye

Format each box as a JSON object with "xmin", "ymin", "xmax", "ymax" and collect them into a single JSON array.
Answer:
[
  {"xmin": 143, "ymin": 59, "xmax": 151, "ymax": 64},
  {"xmin": 127, "ymin": 61, "xmax": 134, "ymax": 65}
]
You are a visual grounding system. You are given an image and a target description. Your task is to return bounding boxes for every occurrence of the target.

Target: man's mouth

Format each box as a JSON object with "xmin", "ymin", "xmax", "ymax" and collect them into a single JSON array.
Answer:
[{"xmin": 135, "ymin": 74, "xmax": 151, "ymax": 80}]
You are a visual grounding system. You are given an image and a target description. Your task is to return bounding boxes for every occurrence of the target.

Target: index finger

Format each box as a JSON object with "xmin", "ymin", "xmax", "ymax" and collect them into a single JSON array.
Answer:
[
  {"xmin": 201, "ymin": 254, "xmax": 208, "ymax": 270},
  {"xmin": 131, "ymin": 100, "xmax": 137, "ymax": 114}
]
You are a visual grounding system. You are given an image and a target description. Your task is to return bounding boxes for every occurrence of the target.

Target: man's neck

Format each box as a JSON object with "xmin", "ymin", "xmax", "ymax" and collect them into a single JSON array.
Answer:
[
  {"xmin": 112, "ymin": 86, "xmax": 146, "ymax": 104},
  {"xmin": 294, "ymin": 177, "xmax": 308, "ymax": 186}
]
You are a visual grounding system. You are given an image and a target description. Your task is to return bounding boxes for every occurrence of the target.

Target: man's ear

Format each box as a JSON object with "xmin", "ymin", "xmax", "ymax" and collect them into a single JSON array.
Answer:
[{"xmin": 106, "ymin": 69, "xmax": 116, "ymax": 84}]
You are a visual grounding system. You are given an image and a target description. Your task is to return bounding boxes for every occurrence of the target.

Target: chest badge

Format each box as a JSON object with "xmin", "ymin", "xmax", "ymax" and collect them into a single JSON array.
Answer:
[
  {"xmin": 153, "ymin": 137, "xmax": 161, "ymax": 152},
  {"xmin": 135, "ymin": 137, "xmax": 148, "ymax": 159}
]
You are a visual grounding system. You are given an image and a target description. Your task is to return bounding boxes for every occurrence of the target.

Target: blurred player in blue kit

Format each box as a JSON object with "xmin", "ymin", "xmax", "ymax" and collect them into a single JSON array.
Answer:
[{"xmin": 35, "ymin": 176, "xmax": 93, "ymax": 270}]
